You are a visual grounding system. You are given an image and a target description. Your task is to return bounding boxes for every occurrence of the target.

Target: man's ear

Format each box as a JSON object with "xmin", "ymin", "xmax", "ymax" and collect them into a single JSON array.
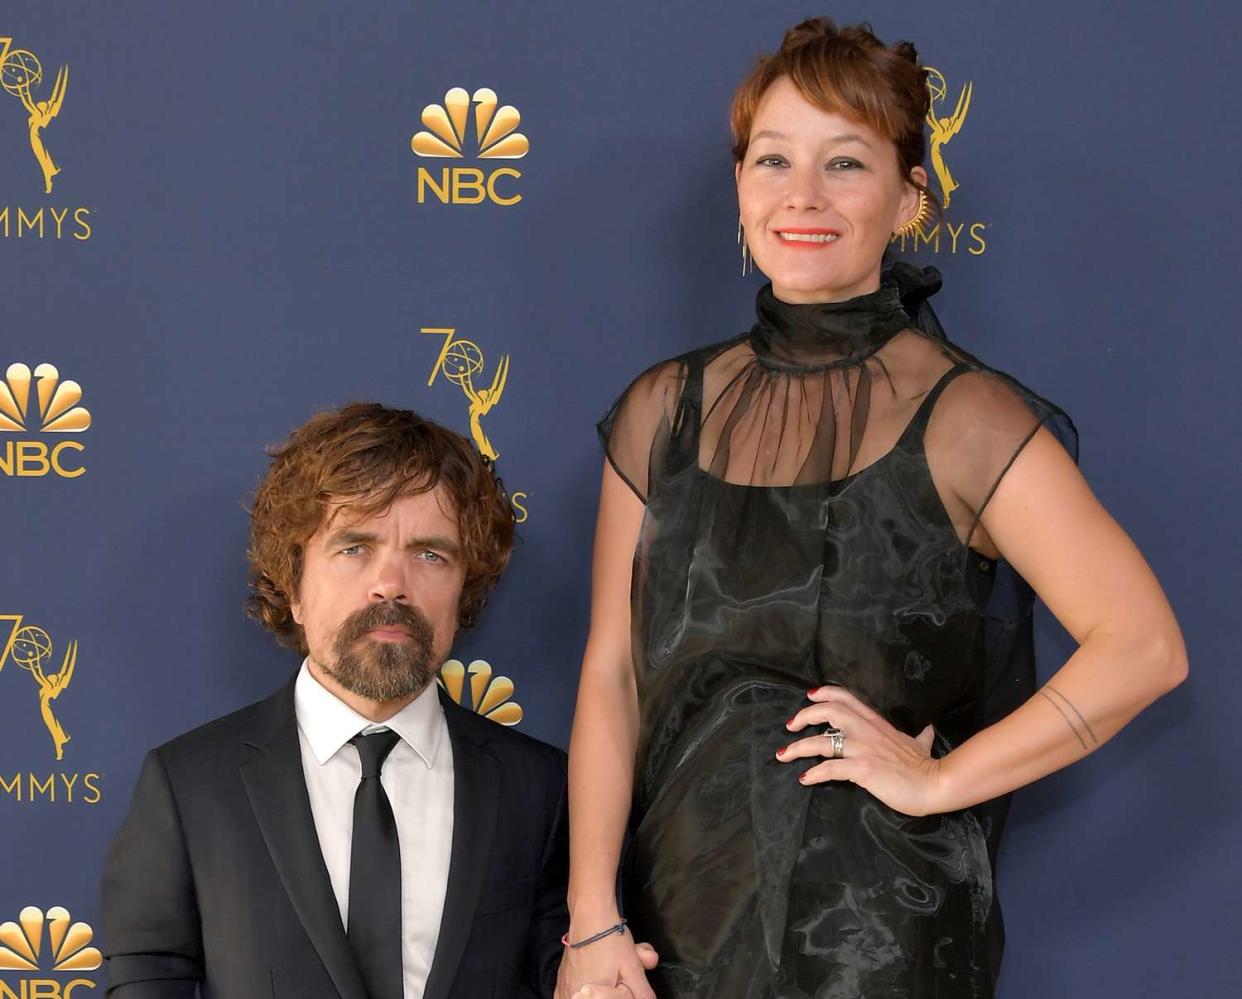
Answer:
[{"xmin": 288, "ymin": 546, "xmax": 308, "ymax": 626}]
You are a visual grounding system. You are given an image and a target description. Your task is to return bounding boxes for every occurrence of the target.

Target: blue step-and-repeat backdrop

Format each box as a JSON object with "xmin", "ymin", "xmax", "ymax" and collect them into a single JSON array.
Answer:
[{"xmin": 1, "ymin": 1, "xmax": 1237, "ymax": 995}]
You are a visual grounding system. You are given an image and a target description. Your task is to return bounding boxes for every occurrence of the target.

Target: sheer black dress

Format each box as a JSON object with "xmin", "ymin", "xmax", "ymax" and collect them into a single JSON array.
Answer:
[{"xmin": 598, "ymin": 263, "xmax": 1076, "ymax": 998}]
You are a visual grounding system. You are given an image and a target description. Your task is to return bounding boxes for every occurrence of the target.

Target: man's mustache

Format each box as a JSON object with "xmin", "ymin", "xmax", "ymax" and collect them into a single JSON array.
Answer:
[{"xmin": 335, "ymin": 601, "xmax": 434, "ymax": 651}]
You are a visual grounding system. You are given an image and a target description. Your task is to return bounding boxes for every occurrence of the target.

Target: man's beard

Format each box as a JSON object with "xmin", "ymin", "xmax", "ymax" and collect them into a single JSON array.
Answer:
[{"xmin": 321, "ymin": 601, "xmax": 438, "ymax": 702}]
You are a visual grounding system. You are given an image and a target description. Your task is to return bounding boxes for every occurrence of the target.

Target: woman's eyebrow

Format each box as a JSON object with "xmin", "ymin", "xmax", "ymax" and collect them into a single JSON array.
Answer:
[{"xmin": 750, "ymin": 129, "xmax": 874, "ymax": 148}]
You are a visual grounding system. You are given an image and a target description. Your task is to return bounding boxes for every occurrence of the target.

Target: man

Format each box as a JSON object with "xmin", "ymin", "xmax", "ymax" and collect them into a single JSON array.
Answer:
[{"xmin": 101, "ymin": 403, "xmax": 569, "ymax": 998}]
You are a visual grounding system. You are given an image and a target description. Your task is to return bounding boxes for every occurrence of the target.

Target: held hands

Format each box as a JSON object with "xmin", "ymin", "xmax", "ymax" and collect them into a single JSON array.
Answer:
[
  {"xmin": 554, "ymin": 921, "xmax": 659, "ymax": 999},
  {"xmin": 778, "ymin": 685, "xmax": 945, "ymax": 817}
]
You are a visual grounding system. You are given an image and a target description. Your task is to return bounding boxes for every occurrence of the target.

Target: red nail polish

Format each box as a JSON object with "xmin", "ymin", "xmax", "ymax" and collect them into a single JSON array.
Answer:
[
  {"xmin": 786, "ymin": 715, "xmax": 797, "ymax": 726},
  {"xmin": 776, "ymin": 745, "xmax": 787, "ymax": 756},
  {"xmin": 807, "ymin": 687, "xmax": 819, "ymax": 697},
  {"xmin": 799, "ymin": 771, "xmax": 810, "ymax": 783}
]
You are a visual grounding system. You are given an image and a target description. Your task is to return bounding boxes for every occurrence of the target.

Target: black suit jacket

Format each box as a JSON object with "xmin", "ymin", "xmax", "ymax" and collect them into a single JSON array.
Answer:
[{"xmin": 101, "ymin": 674, "xmax": 568, "ymax": 998}]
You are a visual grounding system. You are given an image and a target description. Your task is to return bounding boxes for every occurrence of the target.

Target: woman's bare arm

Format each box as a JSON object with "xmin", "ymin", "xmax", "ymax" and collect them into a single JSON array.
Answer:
[
  {"xmin": 555, "ymin": 462, "xmax": 655, "ymax": 999},
  {"xmin": 784, "ymin": 427, "xmax": 1187, "ymax": 815},
  {"xmin": 929, "ymin": 426, "xmax": 1187, "ymax": 810}
]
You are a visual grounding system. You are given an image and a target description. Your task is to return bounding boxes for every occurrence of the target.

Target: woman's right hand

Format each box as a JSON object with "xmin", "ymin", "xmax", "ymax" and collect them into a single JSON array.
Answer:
[{"xmin": 553, "ymin": 920, "xmax": 659, "ymax": 999}]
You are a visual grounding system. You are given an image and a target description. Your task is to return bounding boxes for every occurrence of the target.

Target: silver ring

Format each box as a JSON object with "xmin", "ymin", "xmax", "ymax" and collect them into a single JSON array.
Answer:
[{"xmin": 825, "ymin": 728, "xmax": 845, "ymax": 759}]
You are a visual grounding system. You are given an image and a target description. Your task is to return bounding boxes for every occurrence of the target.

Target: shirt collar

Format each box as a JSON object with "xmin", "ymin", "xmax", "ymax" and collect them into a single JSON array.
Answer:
[{"xmin": 294, "ymin": 658, "xmax": 444, "ymax": 769}]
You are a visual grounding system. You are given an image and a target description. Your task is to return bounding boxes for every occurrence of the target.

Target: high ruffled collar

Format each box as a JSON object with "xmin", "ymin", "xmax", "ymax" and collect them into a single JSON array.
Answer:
[{"xmin": 750, "ymin": 261, "xmax": 945, "ymax": 371}]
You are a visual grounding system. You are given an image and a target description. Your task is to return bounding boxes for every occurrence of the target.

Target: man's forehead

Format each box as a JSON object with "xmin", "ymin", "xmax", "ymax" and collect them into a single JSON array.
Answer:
[{"xmin": 318, "ymin": 485, "xmax": 459, "ymax": 535}]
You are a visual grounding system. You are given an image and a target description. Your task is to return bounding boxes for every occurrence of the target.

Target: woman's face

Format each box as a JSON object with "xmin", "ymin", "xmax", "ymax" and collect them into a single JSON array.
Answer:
[{"xmin": 736, "ymin": 76, "xmax": 926, "ymax": 303}]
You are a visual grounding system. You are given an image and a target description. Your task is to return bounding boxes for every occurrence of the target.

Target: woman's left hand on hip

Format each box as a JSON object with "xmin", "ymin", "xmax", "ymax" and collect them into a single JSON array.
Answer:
[{"xmin": 778, "ymin": 685, "xmax": 943, "ymax": 816}]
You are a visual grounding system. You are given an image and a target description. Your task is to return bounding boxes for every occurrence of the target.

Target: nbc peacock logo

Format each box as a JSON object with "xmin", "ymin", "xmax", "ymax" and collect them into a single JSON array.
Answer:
[
  {"xmin": 438, "ymin": 659, "xmax": 523, "ymax": 725},
  {"xmin": 411, "ymin": 87, "xmax": 528, "ymax": 206},
  {"xmin": 0, "ymin": 904, "xmax": 101, "ymax": 974},
  {"xmin": 0, "ymin": 362, "xmax": 90, "ymax": 478},
  {"xmin": 0, "ymin": 363, "xmax": 90, "ymax": 433}
]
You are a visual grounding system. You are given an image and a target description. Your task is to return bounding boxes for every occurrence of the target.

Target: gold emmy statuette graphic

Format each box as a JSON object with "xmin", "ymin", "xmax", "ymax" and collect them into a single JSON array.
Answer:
[
  {"xmin": 1, "ymin": 615, "xmax": 78, "ymax": 761},
  {"xmin": 438, "ymin": 659, "xmax": 523, "ymax": 725},
  {"xmin": 925, "ymin": 67, "xmax": 972, "ymax": 209},
  {"xmin": 421, "ymin": 328, "xmax": 509, "ymax": 461},
  {"xmin": 0, "ymin": 37, "xmax": 68, "ymax": 195},
  {"xmin": 0, "ymin": 363, "xmax": 91, "ymax": 433},
  {"xmin": 412, "ymin": 87, "xmax": 529, "ymax": 159},
  {"xmin": 0, "ymin": 906, "xmax": 102, "ymax": 972}
]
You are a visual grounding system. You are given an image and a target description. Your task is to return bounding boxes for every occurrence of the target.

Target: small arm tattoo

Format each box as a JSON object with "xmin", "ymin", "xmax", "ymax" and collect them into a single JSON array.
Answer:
[
  {"xmin": 1037, "ymin": 685, "xmax": 1099, "ymax": 749},
  {"xmin": 1043, "ymin": 685, "xmax": 1100, "ymax": 745}
]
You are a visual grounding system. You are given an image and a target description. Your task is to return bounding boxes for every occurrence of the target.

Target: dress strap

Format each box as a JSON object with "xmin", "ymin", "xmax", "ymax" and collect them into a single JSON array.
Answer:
[
  {"xmin": 906, "ymin": 362, "xmax": 971, "ymax": 435},
  {"xmin": 882, "ymin": 361, "xmax": 971, "ymax": 463},
  {"xmin": 672, "ymin": 351, "xmax": 706, "ymax": 439}
]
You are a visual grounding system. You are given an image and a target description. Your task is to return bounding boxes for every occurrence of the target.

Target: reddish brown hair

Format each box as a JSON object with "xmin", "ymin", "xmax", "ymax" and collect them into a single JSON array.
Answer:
[
  {"xmin": 731, "ymin": 17, "xmax": 937, "ymax": 209},
  {"xmin": 246, "ymin": 403, "xmax": 515, "ymax": 652}
]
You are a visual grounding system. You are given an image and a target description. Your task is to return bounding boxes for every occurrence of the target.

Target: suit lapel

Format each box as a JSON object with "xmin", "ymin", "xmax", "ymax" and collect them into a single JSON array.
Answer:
[
  {"xmin": 239, "ymin": 678, "xmax": 369, "ymax": 999},
  {"xmin": 422, "ymin": 695, "xmax": 502, "ymax": 999}
]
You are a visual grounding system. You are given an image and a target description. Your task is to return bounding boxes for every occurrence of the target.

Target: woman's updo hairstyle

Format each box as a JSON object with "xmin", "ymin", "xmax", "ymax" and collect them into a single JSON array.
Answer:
[{"xmin": 731, "ymin": 17, "xmax": 937, "ymax": 211}]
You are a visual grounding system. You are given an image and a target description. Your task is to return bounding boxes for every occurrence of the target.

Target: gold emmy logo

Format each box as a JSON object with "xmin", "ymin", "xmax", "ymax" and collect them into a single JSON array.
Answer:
[
  {"xmin": 438, "ymin": 659, "xmax": 523, "ymax": 725},
  {"xmin": 1, "ymin": 615, "xmax": 79, "ymax": 761},
  {"xmin": 0, "ymin": 906, "xmax": 101, "ymax": 972},
  {"xmin": 411, "ymin": 87, "xmax": 527, "ymax": 205},
  {"xmin": 925, "ymin": 67, "xmax": 971, "ymax": 210},
  {"xmin": 0, "ymin": 34, "xmax": 92, "ymax": 240},
  {"xmin": 0, "ymin": 37, "xmax": 67, "ymax": 195},
  {"xmin": 893, "ymin": 66, "xmax": 987, "ymax": 256},
  {"xmin": 421, "ymin": 327, "xmax": 509, "ymax": 461},
  {"xmin": 0, "ymin": 363, "xmax": 90, "ymax": 478}
]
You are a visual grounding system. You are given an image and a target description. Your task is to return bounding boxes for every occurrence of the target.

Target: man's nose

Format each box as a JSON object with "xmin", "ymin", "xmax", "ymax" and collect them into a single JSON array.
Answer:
[{"xmin": 367, "ymin": 554, "xmax": 409, "ymax": 604}]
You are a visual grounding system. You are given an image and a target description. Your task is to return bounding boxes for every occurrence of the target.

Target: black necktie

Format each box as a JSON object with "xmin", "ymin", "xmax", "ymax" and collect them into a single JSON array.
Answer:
[{"xmin": 348, "ymin": 730, "xmax": 403, "ymax": 999}]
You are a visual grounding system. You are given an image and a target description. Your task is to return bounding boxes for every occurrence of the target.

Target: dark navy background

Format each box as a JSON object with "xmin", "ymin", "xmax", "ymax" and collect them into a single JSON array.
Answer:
[{"xmin": 1, "ymin": 0, "xmax": 1235, "ymax": 993}]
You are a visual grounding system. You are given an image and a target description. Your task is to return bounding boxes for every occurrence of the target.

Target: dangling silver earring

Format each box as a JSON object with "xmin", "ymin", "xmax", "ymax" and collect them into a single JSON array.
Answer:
[{"xmin": 737, "ymin": 216, "xmax": 753, "ymax": 276}]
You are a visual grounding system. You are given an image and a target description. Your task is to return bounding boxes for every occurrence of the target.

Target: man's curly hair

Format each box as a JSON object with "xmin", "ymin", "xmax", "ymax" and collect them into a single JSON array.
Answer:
[{"xmin": 246, "ymin": 403, "xmax": 515, "ymax": 653}]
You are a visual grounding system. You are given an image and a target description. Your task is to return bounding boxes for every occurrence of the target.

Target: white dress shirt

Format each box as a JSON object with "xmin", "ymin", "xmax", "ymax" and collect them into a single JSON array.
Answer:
[{"xmin": 294, "ymin": 660, "xmax": 454, "ymax": 999}]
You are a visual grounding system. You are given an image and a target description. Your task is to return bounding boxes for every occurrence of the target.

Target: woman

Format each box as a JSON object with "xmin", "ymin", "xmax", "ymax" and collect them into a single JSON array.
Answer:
[{"xmin": 557, "ymin": 18, "xmax": 1186, "ymax": 999}]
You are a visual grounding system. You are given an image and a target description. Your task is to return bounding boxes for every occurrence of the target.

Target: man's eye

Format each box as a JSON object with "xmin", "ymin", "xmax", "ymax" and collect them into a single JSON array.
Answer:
[
  {"xmin": 339, "ymin": 545, "xmax": 363, "ymax": 556},
  {"xmin": 418, "ymin": 551, "xmax": 444, "ymax": 563}
]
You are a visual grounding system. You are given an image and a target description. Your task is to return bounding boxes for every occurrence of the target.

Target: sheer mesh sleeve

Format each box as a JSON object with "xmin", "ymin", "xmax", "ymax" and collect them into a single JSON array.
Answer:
[
  {"xmin": 597, "ymin": 359, "xmax": 687, "ymax": 504},
  {"xmin": 921, "ymin": 364, "xmax": 1078, "ymax": 860},
  {"xmin": 923, "ymin": 367, "xmax": 1077, "ymax": 550}
]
